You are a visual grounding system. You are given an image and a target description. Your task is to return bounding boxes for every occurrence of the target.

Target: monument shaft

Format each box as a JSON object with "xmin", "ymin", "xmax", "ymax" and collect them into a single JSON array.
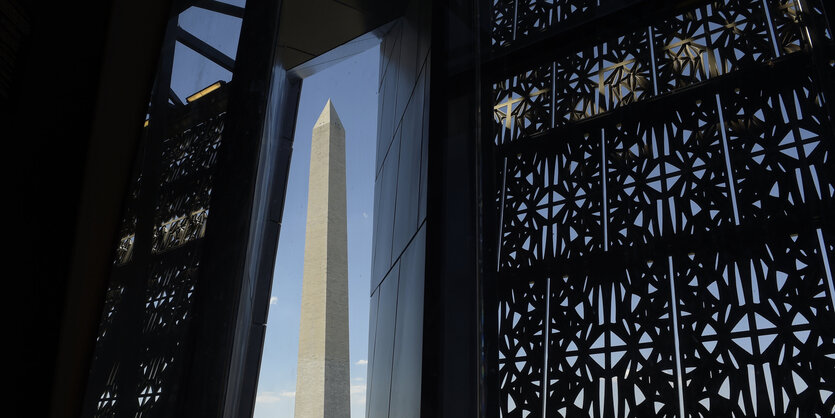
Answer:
[{"xmin": 294, "ymin": 100, "xmax": 350, "ymax": 418}]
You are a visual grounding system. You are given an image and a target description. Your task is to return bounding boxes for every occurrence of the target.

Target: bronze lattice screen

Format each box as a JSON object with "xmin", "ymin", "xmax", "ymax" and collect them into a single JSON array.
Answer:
[
  {"xmin": 83, "ymin": 88, "xmax": 228, "ymax": 417},
  {"xmin": 488, "ymin": 0, "xmax": 835, "ymax": 416}
]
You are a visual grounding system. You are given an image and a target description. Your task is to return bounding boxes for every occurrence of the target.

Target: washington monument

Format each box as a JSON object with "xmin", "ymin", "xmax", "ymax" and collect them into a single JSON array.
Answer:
[{"xmin": 294, "ymin": 100, "xmax": 350, "ymax": 417}]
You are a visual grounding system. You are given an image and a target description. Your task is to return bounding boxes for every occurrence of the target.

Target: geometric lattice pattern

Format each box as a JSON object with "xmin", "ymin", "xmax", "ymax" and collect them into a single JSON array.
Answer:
[
  {"xmin": 492, "ymin": 0, "xmax": 598, "ymax": 48},
  {"xmin": 114, "ymin": 172, "xmax": 141, "ymax": 265},
  {"xmin": 152, "ymin": 114, "xmax": 224, "ymax": 254},
  {"xmin": 723, "ymin": 75, "xmax": 834, "ymax": 221},
  {"xmin": 770, "ymin": 0, "xmax": 806, "ymax": 54},
  {"xmin": 605, "ymin": 94, "xmax": 735, "ymax": 248},
  {"xmin": 152, "ymin": 206, "xmax": 210, "ymax": 254},
  {"xmin": 494, "ymin": 65, "xmax": 552, "ymax": 145},
  {"xmin": 498, "ymin": 279, "xmax": 547, "ymax": 417},
  {"xmin": 143, "ymin": 251, "xmax": 199, "ymax": 335},
  {"xmin": 494, "ymin": 0, "xmax": 835, "ymax": 266},
  {"xmin": 491, "ymin": 0, "xmax": 835, "ymax": 417},
  {"xmin": 494, "ymin": 0, "xmax": 821, "ymax": 133},
  {"xmin": 492, "ymin": 0, "xmax": 516, "ymax": 48},
  {"xmin": 159, "ymin": 114, "xmax": 224, "ymax": 186},
  {"xmin": 550, "ymin": 28, "xmax": 655, "ymax": 125},
  {"xmin": 97, "ymin": 285, "xmax": 125, "ymax": 342},
  {"xmin": 82, "ymin": 1, "xmax": 245, "ymax": 414},
  {"xmin": 136, "ymin": 356, "xmax": 174, "ymax": 414},
  {"xmin": 96, "ymin": 364, "xmax": 120, "ymax": 416},
  {"xmin": 84, "ymin": 102, "xmax": 226, "ymax": 418},
  {"xmin": 652, "ymin": 0, "xmax": 775, "ymax": 93},
  {"xmin": 559, "ymin": 28, "xmax": 653, "ymax": 121},
  {"xmin": 491, "ymin": 0, "xmax": 812, "ymax": 54},
  {"xmin": 545, "ymin": 260, "xmax": 680, "ymax": 418},
  {"xmin": 499, "ymin": 137, "xmax": 603, "ymax": 269},
  {"xmin": 676, "ymin": 231, "xmax": 835, "ymax": 417},
  {"xmin": 499, "ymin": 228, "xmax": 835, "ymax": 417}
]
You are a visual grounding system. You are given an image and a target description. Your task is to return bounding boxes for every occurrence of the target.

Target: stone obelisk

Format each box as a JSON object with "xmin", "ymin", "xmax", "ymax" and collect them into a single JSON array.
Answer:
[{"xmin": 294, "ymin": 100, "xmax": 350, "ymax": 418}]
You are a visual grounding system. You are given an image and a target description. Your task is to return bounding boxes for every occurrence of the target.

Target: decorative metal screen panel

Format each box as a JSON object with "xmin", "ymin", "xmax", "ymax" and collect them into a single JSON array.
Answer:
[
  {"xmin": 492, "ymin": 0, "xmax": 599, "ymax": 48},
  {"xmin": 489, "ymin": 0, "xmax": 835, "ymax": 417},
  {"xmin": 83, "ymin": 93, "xmax": 227, "ymax": 418},
  {"xmin": 79, "ymin": 0, "xmax": 249, "ymax": 414}
]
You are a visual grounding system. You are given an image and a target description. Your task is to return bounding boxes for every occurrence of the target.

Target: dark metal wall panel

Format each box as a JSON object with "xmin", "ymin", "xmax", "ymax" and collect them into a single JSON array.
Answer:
[
  {"xmin": 5, "ymin": 0, "xmax": 173, "ymax": 415},
  {"xmin": 418, "ymin": 0, "xmax": 489, "ymax": 416},
  {"xmin": 393, "ymin": 73, "xmax": 428, "ymax": 257},
  {"xmin": 377, "ymin": 21, "xmax": 405, "ymax": 177},
  {"xmin": 225, "ymin": 67, "xmax": 301, "ymax": 418},
  {"xmin": 372, "ymin": 131, "xmax": 401, "ymax": 291},
  {"xmin": 179, "ymin": 0, "xmax": 300, "ymax": 414},
  {"xmin": 366, "ymin": 284, "xmax": 382, "ymax": 409},
  {"xmin": 418, "ymin": 64, "xmax": 431, "ymax": 225},
  {"xmin": 485, "ymin": 0, "xmax": 835, "ymax": 417},
  {"xmin": 367, "ymin": 0, "xmax": 432, "ymax": 416},
  {"xmin": 0, "ymin": 0, "xmax": 28, "ymax": 101},
  {"xmin": 368, "ymin": 263, "xmax": 401, "ymax": 417},
  {"xmin": 389, "ymin": 224, "xmax": 427, "ymax": 418},
  {"xmin": 370, "ymin": 0, "xmax": 432, "ymax": 294}
]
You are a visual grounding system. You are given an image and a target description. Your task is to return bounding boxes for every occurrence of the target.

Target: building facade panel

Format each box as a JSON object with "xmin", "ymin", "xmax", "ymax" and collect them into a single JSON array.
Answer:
[
  {"xmin": 367, "ymin": 263, "xmax": 401, "ymax": 418},
  {"xmin": 389, "ymin": 225, "xmax": 426, "ymax": 418},
  {"xmin": 366, "ymin": 0, "xmax": 431, "ymax": 415}
]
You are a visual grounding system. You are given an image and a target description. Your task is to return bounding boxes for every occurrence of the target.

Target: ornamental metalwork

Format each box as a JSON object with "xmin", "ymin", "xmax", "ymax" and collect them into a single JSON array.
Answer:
[
  {"xmin": 490, "ymin": 0, "xmax": 835, "ymax": 417},
  {"xmin": 85, "ymin": 102, "xmax": 224, "ymax": 417},
  {"xmin": 81, "ymin": 1, "xmax": 243, "ymax": 415}
]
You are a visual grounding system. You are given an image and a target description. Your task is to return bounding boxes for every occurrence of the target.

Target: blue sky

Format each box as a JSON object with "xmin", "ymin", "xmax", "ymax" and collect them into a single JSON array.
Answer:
[
  {"xmin": 172, "ymin": 7, "xmax": 378, "ymax": 417},
  {"xmin": 172, "ymin": 6, "xmax": 240, "ymax": 101},
  {"xmin": 253, "ymin": 47, "xmax": 380, "ymax": 418}
]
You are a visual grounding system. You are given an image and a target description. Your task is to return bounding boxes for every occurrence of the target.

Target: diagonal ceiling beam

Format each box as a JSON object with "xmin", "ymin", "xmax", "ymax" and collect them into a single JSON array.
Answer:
[
  {"xmin": 169, "ymin": 87, "xmax": 184, "ymax": 106},
  {"xmin": 191, "ymin": 0, "xmax": 245, "ymax": 18},
  {"xmin": 176, "ymin": 26, "xmax": 235, "ymax": 72}
]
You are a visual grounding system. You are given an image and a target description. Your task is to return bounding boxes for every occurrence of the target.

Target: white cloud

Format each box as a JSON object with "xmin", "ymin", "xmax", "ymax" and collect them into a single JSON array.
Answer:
[
  {"xmin": 255, "ymin": 391, "xmax": 295, "ymax": 405},
  {"xmin": 362, "ymin": 212, "xmax": 369, "ymax": 219},
  {"xmin": 269, "ymin": 296, "xmax": 278, "ymax": 305},
  {"xmin": 351, "ymin": 384, "xmax": 366, "ymax": 395},
  {"xmin": 355, "ymin": 359, "xmax": 368, "ymax": 365}
]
